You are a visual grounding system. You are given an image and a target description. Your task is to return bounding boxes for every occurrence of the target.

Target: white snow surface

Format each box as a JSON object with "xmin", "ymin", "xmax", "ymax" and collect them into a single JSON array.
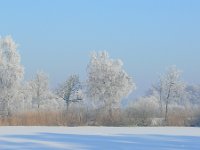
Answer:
[{"xmin": 0, "ymin": 127, "xmax": 199, "ymax": 150}]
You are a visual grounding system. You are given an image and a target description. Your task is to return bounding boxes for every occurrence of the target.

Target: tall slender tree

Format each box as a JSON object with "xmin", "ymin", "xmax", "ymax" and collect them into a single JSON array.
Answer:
[
  {"xmin": 0, "ymin": 36, "xmax": 24, "ymax": 116},
  {"xmin": 153, "ymin": 66, "xmax": 186, "ymax": 123}
]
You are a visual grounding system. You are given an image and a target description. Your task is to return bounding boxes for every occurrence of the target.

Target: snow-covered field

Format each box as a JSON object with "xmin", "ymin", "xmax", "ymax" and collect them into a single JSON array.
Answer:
[{"xmin": 0, "ymin": 127, "xmax": 200, "ymax": 150}]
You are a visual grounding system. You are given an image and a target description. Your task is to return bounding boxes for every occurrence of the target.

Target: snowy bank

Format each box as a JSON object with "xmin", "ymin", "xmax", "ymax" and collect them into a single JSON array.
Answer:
[{"xmin": 0, "ymin": 127, "xmax": 199, "ymax": 150}]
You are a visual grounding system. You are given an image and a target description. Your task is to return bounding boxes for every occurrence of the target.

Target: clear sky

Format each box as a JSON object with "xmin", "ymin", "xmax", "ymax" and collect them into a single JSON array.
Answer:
[{"xmin": 0, "ymin": 0, "xmax": 200, "ymax": 97}]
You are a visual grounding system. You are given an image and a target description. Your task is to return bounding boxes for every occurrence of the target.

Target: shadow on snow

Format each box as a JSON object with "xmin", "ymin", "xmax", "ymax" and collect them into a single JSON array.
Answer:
[{"xmin": 0, "ymin": 132, "xmax": 200, "ymax": 150}]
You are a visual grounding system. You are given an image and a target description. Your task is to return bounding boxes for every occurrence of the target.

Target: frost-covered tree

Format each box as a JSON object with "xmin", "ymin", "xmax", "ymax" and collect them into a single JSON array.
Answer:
[
  {"xmin": 0, "ymin": 36, "xmax": 24, "ymax": 116},
  {"xmin": 153, "ymin": 66, "xmax": 186, "ymax": 122},
  {"xmin": 127, "ymin": 95, "xmax": 160, "ymax": 126},
  {"xmin": 185, "ymin": 85, "xmax": 200, "ymax": 105},
  {"xmin": 86, "ymin": 51, "xmax": 135, "ymax": 116},
  {"xmin": 30, "ymin": 71, "xmax": 52, "ymax": 109},
  {"xmin": 56, "ymin": 74, "xmax": 83, "ymax": 110},
  {"xmin": 12, "ymin": 82, "xmax": 33, "ymax": 112}
]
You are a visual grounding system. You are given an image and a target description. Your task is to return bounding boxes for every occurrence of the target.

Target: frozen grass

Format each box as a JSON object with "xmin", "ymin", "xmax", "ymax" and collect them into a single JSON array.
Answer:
[{"xmin": 0, "ymin": 127, "xmax": 200, "ymax": 150}]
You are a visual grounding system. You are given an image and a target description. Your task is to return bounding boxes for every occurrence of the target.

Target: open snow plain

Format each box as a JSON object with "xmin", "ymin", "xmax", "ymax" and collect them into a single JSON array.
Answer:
[{"xmin": 0, "ymin": 127, "xmax": 199, "ymax": 150}]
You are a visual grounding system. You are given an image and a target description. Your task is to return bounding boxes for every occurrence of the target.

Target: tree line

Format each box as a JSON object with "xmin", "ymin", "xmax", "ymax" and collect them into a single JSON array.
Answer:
[{"xmin": 0, "ymin": 36, "xmax": 199, "ymax": 126}]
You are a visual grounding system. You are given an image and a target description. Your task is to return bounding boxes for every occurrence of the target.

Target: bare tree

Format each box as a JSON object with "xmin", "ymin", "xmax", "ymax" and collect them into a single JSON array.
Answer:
[
  {"xmin": 56, "ymin": 74, "xmax": 83, "ymax": 110},
  {"xmin": 153, "ymin": 66, "xmax": 186, "ymax": 123}
]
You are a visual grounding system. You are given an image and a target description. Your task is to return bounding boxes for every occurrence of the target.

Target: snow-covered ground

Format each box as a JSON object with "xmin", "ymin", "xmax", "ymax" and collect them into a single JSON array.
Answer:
[{"xmin": 0, "ymin": 127, "xmax": 199, "ymax": 150}]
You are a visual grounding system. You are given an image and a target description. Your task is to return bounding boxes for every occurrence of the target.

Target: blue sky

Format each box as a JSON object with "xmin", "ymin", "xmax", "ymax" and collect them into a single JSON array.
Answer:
[{"xmin": 0, "ymin": 0, "xmax": 200, "ymax": 97}]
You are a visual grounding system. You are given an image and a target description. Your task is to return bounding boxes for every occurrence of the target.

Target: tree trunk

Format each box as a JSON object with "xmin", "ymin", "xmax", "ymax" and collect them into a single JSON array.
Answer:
[
  {"xmin": 159, "ymin": 90, "xmax": 163, "ymax": 116},
  {"xmin": 164, "ymin": 102, "xmax": 169, "ymax": 125},
  {"xmin": 108, "ymin": 103, "xmax": 113, "ymax": 120},
  {"xmin": 66, "ymin": 100, "xmax": 70, "ymax": 111}
]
